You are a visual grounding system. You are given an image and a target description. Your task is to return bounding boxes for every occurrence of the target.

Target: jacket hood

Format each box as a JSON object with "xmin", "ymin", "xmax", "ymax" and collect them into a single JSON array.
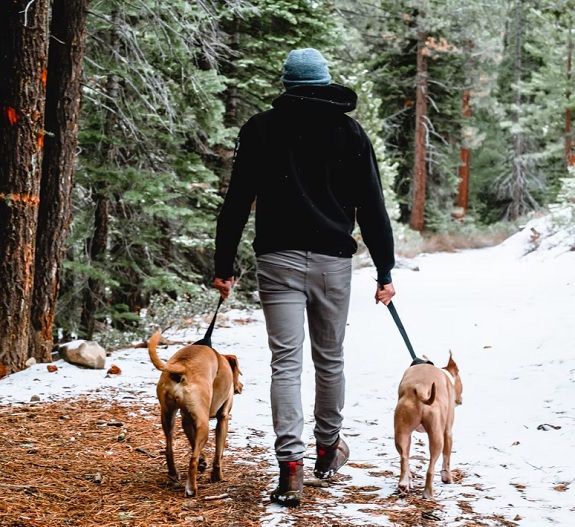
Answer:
[{"xmin": 272, "ymin": 84, "xmax": 357, "ymax": 114}]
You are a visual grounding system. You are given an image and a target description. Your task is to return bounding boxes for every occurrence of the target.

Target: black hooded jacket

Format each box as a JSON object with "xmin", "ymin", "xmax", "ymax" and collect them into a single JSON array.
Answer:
[{"xmin": 214, "ymin": 84, "xmax": 395, "ymax": 285}]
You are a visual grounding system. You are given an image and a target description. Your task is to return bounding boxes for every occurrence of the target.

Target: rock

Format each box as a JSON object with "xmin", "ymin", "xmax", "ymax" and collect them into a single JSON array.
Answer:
[
  {"xmin": 537, "ymin": 423, "xmax": 561, "ymax": 431},
  {"xmin": 107, "ymin": 364, "xmax": 121, "ymax": 375},
  {"xmin": 59, "ymin": 340, "xmax": 107, "ymax": 369},
  {"xmin": 395, "ymin": 256, "xmax": 420, "ymax": 271}
]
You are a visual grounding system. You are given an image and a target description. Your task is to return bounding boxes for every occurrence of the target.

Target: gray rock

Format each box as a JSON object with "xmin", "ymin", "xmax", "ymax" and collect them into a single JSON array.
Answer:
[
  {"xmin": 59, "ymin": 340, "xmax": 107, "ymax": 369},
  {"xmin": 395, "ymin": 256, "xmax": 420, "ymax": 272}
]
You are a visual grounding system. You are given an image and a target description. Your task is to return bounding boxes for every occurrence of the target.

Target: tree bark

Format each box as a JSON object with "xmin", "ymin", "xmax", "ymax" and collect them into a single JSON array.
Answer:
[
  {"xmin": 81, "ymin": 189, "xmax": 110, "ymax": 339},
  {"xmin": 566, "ymin": 13, "xmax": 574, "ymax": 168},
  {"xmin": 30, "ymin": 0, "xmax": 88, "ymax": 362},
  {"xmin": 223, "ymin": 20, "xmax": 240, "ymax": 129},
  {"xmin": 0, "ymin": 0, "xmax": 50, "ymax": 374},
  {"xmin": 80, "ymin": 8, "xmax": 120, "ymax": 338},
  {"xmin": 219, "ymin": 18, "xmax": 241, "ymax": 194},
  {"xmin": 409, "ymin": 28, "xmax": 429, "ymax": 232},
  {"xmin": 456, "ymin": 88, "xmax": 472, "ymax": 213},
  {"xmin": 510, "ymin": 0, "xmax": 524, "ymax": 221}
]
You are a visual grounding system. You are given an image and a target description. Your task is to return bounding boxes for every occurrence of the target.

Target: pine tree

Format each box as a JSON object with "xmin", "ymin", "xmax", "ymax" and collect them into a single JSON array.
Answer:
[
  {"xmin": 0, "ymin": 0, "xmax": 50, "ymax": 373},
  {"xmin": 59, "ymin": 0, "xmax": 239, "ymax": 339}
]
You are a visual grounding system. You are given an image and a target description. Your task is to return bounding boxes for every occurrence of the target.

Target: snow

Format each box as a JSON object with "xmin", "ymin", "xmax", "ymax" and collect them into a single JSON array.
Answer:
[{"xmin": 1, "ymin": 210, "xmax": 574, "ymax": 526}]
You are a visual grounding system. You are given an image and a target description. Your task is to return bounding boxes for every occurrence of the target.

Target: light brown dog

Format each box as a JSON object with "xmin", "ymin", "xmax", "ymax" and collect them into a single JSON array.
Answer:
[
  {"xmin": 147, "ymin": 332, "xmax": 243, "ymax": 497},
  {"xmin": 393, "ymin": 353, "xmax": 462, "ymax": 499}
]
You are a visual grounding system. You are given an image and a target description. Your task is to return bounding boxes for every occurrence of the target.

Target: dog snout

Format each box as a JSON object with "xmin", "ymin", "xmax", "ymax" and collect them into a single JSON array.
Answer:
[{"xmin": 234, "ymin": 381, "xmax": 243, "ymax": 395}]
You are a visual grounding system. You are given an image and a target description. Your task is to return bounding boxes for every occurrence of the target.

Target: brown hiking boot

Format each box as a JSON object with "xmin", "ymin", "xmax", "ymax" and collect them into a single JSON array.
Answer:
[
  {"xmin": 314, "ymin": 436, "xmax": 349, "ymax": 479},
  {"xmin": 270, "ymin": 459, "xmax": 304, "ymax": 507}
]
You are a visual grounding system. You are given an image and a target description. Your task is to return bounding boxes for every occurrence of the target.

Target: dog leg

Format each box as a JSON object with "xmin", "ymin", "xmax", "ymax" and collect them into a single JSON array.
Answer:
[
  {"xmin": 441, "ymin": 427, "xmax": 453, "ymax": 484},
  {"xmin": 161, "ymin": 407, "xmax": 179, "ymax": 481},
  {"xmin": 394, "ymin": 431, "xmax": 412, "ymax": 494},
  {"xmin": 423, "ymin": 428, "xmax": 443, "ymax": 499},
  {"xmin": 181, "ymin": 413, "xmax": 207, "ymax": 473},
  {"xmin": 211, "ymin": 410, "xmax": 230, "ymax": 483},
  {"xmin": 182, "ymin": 414, "xmax": 210, "ymax": 497}
]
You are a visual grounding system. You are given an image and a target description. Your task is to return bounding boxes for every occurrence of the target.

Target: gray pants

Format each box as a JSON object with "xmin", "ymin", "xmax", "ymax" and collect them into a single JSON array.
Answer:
[{"xmin": 256, "ymin": 250, "xmax": 352, "ymax": 462}]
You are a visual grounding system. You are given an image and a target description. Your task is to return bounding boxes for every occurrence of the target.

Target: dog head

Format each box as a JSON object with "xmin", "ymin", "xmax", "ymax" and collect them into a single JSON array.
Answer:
[
  {"xmin": 224, "ymin": 355, "xmax": 243, "ymax": 394},
  {"xmin": 444, "ymin": 351, "xmax": 463, "ymax": 406}
]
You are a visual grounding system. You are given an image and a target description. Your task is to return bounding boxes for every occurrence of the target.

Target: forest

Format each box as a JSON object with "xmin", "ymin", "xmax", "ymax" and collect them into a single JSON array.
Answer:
[{"xmin": 1, "ymin": 0, "xmax": 574, "ymax": 375}]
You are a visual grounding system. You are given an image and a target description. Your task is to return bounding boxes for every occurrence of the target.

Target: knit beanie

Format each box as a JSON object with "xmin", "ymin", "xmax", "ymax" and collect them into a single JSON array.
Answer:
[{"xmin": 281, "ymin": 48, "xmax": 332, "ymax": 89}]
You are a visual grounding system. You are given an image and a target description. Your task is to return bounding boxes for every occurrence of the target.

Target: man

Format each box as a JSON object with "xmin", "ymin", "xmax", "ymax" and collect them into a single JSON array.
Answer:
[{"xmin": 213, "ymin": 48, "xmax": 396, "ymax": 507}]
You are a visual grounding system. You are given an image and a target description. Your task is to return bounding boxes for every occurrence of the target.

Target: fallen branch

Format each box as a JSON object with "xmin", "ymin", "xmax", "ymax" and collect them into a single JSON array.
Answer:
[
  {"xmin": 135, "ymin": 447, "xmax": 158, "ymax": 458},
  {"xmin": 203, "ymin": 493, "xmax": 229, "ymax": 501}
]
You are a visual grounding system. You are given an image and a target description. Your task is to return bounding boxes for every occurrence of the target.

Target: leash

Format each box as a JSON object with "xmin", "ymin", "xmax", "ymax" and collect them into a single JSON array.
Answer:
[
  {"xmin": 193, "ymin": 295, "xmax": 224, "ymax": 347},
  {"xmin": 386, "ymin": 300, "xmax": 417, "ymax": 361}
]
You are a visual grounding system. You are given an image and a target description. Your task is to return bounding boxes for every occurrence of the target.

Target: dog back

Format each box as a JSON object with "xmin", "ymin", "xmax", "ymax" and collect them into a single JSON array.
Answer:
[{"xmin": 148, "ymin": 333, "xmax": 241, "ymax": 417}]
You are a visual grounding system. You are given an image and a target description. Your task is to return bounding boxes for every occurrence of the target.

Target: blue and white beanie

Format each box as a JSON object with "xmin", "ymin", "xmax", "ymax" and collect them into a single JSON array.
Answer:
[{"xmin": 281, "ymin": 48, "xmax": 332, "ymax": 89}]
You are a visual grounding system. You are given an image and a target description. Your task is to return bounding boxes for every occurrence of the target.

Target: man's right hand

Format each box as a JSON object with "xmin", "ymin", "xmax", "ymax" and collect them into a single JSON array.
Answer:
[
  {"xmin": 375, "ymin": 282, "xmax": 396, "ymax": 306},
  {"xmin": 213, "ymin": 277, "xmax": 234, "ymax": 300}
]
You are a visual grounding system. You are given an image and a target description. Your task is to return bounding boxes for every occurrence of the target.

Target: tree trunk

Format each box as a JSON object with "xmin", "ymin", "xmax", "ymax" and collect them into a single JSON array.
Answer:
[
  {"xmin": 223, "ymin": 21, "xmax": 240, "ymax": 129},
  {"xmin": 409, "ymin": 28, "xmax": 429, "ymax": 232},
  {"xmin": 219, "ymin": 19, "xmax": 241, "ymax": 194},
  {"xmin": 81, "ymin": 189, "xmax": 110, "ymax": 338},
  {"xmin": 456, "ymin": 88, "xmax": 472, "ymax": 213},
  {"xmin": 80, "ymin": 8, "xmax": 120, "ymax": 339},
  {"xmin": 566, "ymin": 13, "xmax": 574, "ymax": 168},
  {"xmin": 0, "ymin": 0, "xmax": 50, "ymax": 374},
  {"xmin": 30, "ymin": 0, "xmax": 88, "ymax": 362},
  {"xmin": 510, "ymin": 0, "xmax": 524, "ymax": 221}
]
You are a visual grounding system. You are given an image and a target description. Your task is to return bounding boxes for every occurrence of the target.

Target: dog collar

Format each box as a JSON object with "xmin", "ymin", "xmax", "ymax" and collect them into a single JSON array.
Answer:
[
  {"xmin": 410, "ymin": 357, "xmax": 434, "ymax": 366},
  {"xmin": 441, "ymin": 368, "xmax": 455, "ymax": 385}
]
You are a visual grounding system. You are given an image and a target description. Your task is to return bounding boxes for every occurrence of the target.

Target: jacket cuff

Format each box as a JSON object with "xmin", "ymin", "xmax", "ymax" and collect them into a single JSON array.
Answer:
[{"xmin": 377, "ymin": 272, "xmax": 392, "ymax": 285}]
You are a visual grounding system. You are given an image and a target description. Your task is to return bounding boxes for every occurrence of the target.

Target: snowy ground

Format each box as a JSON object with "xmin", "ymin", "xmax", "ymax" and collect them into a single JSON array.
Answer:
[{"xmin": 1, "ymin": 211, "xmax": 574, "ymax": 526}]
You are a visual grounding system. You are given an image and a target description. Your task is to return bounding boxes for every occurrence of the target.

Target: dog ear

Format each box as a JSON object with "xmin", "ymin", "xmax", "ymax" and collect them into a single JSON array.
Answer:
[
  {"xmin": 446, "ymin": 350, "xmax": 459, "ymax": 373},
  {"xmin": 225, "ymin": 355, "xmax": 242, "ymax": 375},
  {"xmin": 225, "ymin": 355, "xmax": 243, "ymax": 394}
]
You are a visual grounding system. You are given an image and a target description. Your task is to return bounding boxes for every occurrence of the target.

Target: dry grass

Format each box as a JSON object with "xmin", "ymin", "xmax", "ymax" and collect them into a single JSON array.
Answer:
[
  {"xmin": 0, "ymin": 398, "xmax": 509, "ymax": 527},
  {"xmin": 354, "ymin": 221, "xmax": 518, "ymax": 261},
  {"xmin": 418, "ymin": 230, "xmax": 512, "ymax": 254}
]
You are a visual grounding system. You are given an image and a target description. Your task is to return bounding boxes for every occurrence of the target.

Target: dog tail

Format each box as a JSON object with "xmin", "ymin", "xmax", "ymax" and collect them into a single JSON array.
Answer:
[
  {"xmin": 148, "ymin": 332, "xmax": 167, "ymax": 371},
  {"xmin": 415, "ymin": 382, "xmax": 436, "ymax": 405}
]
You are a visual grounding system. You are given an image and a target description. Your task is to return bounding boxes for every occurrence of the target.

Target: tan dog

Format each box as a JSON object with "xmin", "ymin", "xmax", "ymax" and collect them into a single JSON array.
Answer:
[
  {"xmin": 393, "ymin": 353, "xmax": 463, "ymax": 499},
  {"xmin": 147, "ymin": 332, "xmax": 243, "ymax": 497}
]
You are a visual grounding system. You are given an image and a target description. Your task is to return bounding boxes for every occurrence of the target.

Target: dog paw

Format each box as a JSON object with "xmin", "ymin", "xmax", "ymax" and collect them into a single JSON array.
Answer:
[
  {"xmin": 198, "ymin": 457, "xmax": 208, "ymax": 473},
  {"xmin": 422, "ymin": 489, "xmax": 434, "ymax": 500},
  {"xmin": 441, "ymin": 469, "xmax": 452, "ymax": 484},
  {"xmin": 185, "ymin": 482, "xmax": 197, "ymax": 497},
  {"xmin": 397, "ymin": 483, "xmax": 410, "ymax": 496},
  {"xmin": 211, "ymin": 469, "xmax": 223, "ymax": 483}
]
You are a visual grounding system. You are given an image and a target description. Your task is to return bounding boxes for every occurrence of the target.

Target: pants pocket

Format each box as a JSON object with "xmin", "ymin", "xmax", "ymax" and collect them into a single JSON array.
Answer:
[
  {"xmin": 322, "ymin": 259, "xmax": 352, "ymax": 301},
  {"xmin": 256, "ymin": 259, "xmax": 296, "ymax": 292}
]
